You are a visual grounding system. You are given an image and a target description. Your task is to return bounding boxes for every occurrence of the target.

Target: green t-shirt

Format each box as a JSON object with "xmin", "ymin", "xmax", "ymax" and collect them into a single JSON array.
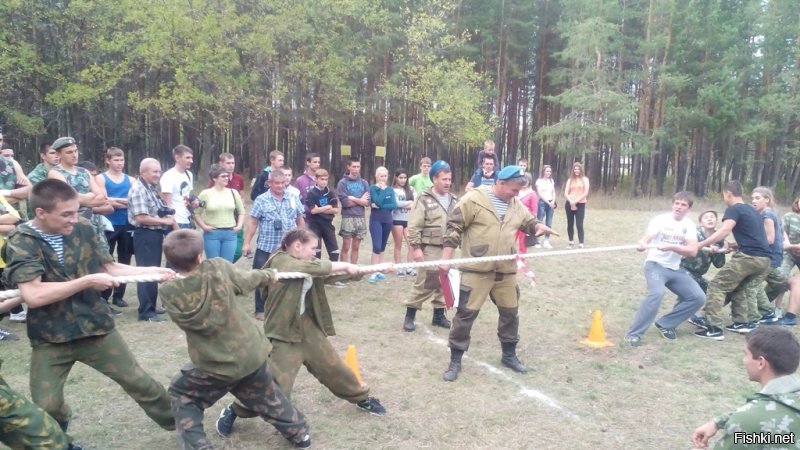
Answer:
[{"xmin": 408, "ymin": 173, "xmax": 432, "ymax": 195}]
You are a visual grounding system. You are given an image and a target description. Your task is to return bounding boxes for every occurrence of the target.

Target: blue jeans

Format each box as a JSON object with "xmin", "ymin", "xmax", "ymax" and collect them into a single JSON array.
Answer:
[
  {"xmin": 536, "ymin": 199, "xmax": 554, "ymax": 238},
  {"xmin": 203, "ymin": 228, "xmax": 237, "ymax": 262},
  {"xmin": 626, "ymin": 261, "xmax": 705, "ymax": 338}
]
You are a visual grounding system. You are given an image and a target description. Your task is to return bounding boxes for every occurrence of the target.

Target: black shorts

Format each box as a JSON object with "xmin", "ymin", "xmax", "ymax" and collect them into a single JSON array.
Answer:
[{"xmin": 392, "ymin": 220, "xmax": 408, "ymax": 228}]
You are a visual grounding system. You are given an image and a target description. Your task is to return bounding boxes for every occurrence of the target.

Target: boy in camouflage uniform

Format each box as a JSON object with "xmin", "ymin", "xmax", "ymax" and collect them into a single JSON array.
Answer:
[
  {"xmin": 780, "ymin": 197, "xmax": 800, "ymax": 278},
  {"xmin": 159, "ymin": 229, "xmax": 310, "ymax": 449},
  {"xmin": 2, "ymin": 180, "xmax": 176, "ymax": 442},
  {"xmin": 692, "ymin": 327, "xmax": 800, "ymax": 449},
  {"xmin": 681, "ymin": 210, "xmax": 727, "ymax": 292},
  {"xmin": 403, "ymin": 160, "xmax": 457, "ymax": 332},
  {"xmin": 0, "ymin": 293, "xmax": 70, "ymax": 450}
]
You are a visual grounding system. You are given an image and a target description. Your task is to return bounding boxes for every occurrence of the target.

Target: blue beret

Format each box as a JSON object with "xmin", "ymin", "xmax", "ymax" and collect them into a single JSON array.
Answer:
[
  {"xmin": 497, "ymin": 165, "xmax": 525, "ymax": 181},
  {"xmin": 429, "ymin": 160, "xmax": 450, "ymax": 180}
]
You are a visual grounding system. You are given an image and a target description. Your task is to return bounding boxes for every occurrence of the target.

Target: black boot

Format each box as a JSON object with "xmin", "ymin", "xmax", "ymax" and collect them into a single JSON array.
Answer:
[
  {"xmin": 500, "ymin": 342, "xmax": 528, "ymax": 373},
  {"xmin": 442, "ymin": 349, "xmax": 464, "ymax": 382},
  {"xmin": 431, "ymin": 308, "xmax": 451, "ymax": 329},
  {"xmin": 403, "ymin": 308, "xmax": 417, "ymax": 332}
]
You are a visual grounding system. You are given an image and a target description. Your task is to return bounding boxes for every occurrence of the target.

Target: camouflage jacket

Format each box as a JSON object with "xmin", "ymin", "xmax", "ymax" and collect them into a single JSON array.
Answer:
[
  {"xmin": 26, "ymin": 163, "xmax": 50, "ymax": 186},
  {"xmin": 262, "ymin": 252, "xmax": 347, "ymax": 343},
  {"xmin": 443, "ymin": 186, "xmax": 539, "ymax": 274},
  {"xmin": 2, "ymin": 220, "xmax": 114, "ymax": 346},
  {"xmin": 784, "ymin": 213, "xmax": 800, "ymax": 246},
  {"xmin": 159, "ymin": 258, "xmax": 276, "ymax": 381},
  {"xmin": 0, "ymin": 157, "xmax": 17, "ymax": 190},
  {"xmin": 681, "ymin": 227, "xmax": 726, "ymax": 275},
  {"xmin": 407, "ymin": 188, "xmax": 457, "ymax": 248},
  {"xmin": 713, "ymin": 374, "xmax": 800, "ymax": 449}
]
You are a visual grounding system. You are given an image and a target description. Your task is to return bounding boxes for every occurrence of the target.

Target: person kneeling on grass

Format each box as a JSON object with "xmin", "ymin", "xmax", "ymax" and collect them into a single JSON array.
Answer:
[
  {"xmin": 217, "ymin": 228, "xmax": 387, "ymax": 437},
  {"xmin": 159, "ymin": 230, "xmax": 310, "ymax": 449},
  {"xmin": 691, "ymin": 327, "xmax": 800, "ymax": 449}
]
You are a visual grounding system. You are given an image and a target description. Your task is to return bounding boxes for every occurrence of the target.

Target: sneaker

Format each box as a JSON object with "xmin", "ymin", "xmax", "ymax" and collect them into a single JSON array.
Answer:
[
  {"xmin": 694, "ymin": 326, "xmax": 724, "ymax": 340},
  {"xmin": 654, "ymin": 323, "xmax": 677, "ymax": 340},
  {"xmin": 140, "ymin": 316, "xmax": 166, "ymax": 323},
  {"xmin": 9, "ymin": 310, "xmax": 26, "ymax": 322},
  {"xmin": 368, "ymin": 274, "xmax": 379, "ymax": 283},
  {"xmin": 216, "ymin": 405, "xmax": 237, "ymax": 437},
  {"xmin": 376, "ymin": 273, "xmax": 386, "ymax": 280},
  {"xmin": 533, "ymin": 244, "xmax": 542, "ymax": 249},
  {"xmin": 155, "ymin": 307, "xmax": 167, "ymax": 315},
  {"xmin": 567, "ymin": 242, "xmax": 574, "ymax": 249},
  {"xmin": 578, "ymin": 243, "xmax": 585, "ymax": 249},
  {"xmin": 396, "ymin": 268, "xmax": 406, "ymax": 276},
  {"xmin": 779, "ymin": 315, "xmax": 797, "ymax": 326},
  {"xmin": 623, "ymin": 336, "xmax": 642, "ymax": 347},
  {"xmin": 0, "ymin": 327, "xmax": 19, "ymax": 341},
  {"xmin": 327, "ymin": 281, "xmax": 348, "ymax": 288},
  {"xmin": 109, "ymin": 306, "xmax": 123, "ymax": 317},
  {"xmin": 111, "ymin": 297, "xmax": 129, "ymax": 308},
  {"xmin": 291, "ymin": 434, "xmax": 311, "ymax": 449},
  {"xmin": 688, "ymin": 315, "xmax": 708, "ymax": 330},
  {"xmin": 356, "ymin": 396, "xmax": 386, "ymax": 416},
  {"xmin": 405, "ymin": 267, "xmax": 416, "ymax": 276},
  {"xmin": 725, "ymin": 322, "xmax": 755, "ymax": 334},
  {"xmin": 542, "ymin": 240, "xmax": 552, "ymax": 249},
  {"xmin": 758, "ymin": 313, "xmax": 780, "ymax": 325}
]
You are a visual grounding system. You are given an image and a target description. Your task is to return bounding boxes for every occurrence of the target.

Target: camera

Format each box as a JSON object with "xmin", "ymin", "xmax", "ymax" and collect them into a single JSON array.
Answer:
[
  {"xmin": 157, "ymin": 206, "xmax": 176, "ymax": 218},
  {"xmin": 186, "ymin": 194, "xmax": 205, "ymax": 209}
]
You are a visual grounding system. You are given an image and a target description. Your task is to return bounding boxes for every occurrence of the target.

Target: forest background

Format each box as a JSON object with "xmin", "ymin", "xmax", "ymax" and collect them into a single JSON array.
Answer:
[{"xmin": 0, "ymin": 0, "xmax": 798, "ymax": 198}]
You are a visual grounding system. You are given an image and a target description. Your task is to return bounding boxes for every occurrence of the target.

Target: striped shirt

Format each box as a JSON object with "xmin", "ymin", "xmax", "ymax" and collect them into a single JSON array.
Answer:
[
  {"xmin": 485, "ymin": 188, "xmax": 508, "ymax": 222},
  {"xmin": 28, "ymin": 222, "xmax": 65, "ymax": 265}
]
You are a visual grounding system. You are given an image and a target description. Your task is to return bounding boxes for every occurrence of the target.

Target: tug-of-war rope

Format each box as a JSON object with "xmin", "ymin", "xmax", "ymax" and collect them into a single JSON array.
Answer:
[{"xmin": 0, "ymin": 243, "xmax": 673, "ymax": 301}]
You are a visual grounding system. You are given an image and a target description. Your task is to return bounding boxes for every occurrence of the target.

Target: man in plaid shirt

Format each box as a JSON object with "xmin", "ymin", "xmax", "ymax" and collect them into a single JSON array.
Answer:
[{"xmin": 243, "ymin": 169, "xmax": 304, "ymax": 320}]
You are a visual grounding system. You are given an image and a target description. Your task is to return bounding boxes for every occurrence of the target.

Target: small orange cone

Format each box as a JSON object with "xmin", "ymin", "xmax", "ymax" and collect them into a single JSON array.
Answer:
[
  {"xmin": 580, "ymin": 310, "xmax": 614, "ymax": 348},
  {"xmin": 343, "ymin": 344, "xmax": 363, "ymax": 384}
]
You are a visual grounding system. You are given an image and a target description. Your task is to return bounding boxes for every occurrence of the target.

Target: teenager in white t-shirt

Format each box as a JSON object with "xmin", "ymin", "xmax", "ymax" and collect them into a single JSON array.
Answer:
[
  {"xmin": 160, "ymin": 144, "xmax": 196, "ymax": 229},
  {"xmin": 624, "ymin": 191, "xmax": 706, "ymax": 347}
]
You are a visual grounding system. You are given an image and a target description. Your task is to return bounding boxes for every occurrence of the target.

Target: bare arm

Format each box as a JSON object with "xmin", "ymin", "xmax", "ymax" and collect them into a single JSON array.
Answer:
[
  {"xmin": 135, "ymin": 213, "xmax": 173, "ymax": 228},
  {"xmin": 18, "ymin": 274, "xmax": 118, "ymax": 308},
  {"xmin": 764, "ymin": 217, "xmax": 776, "ymax": 245},
  {"xmin": 242, "ymin": 216, "xmax": 259, "ymax": 255},
  {"xmin": 102, "ymin": 261, "xmax": 174, "ymax": 279},
  {"xmin": 699, "ymin": 219, "xmax": 736, "ymax": 248}
]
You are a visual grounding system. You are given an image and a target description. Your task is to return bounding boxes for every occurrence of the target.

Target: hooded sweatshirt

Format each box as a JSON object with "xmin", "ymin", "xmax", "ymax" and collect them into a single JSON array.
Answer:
[{"xmin": 158, "ymin": 258, "xmax": 275, "ymax": 381}]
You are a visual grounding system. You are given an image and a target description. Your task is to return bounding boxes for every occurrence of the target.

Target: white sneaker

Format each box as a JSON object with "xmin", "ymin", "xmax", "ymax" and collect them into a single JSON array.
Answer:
[
  {"xmin": 533, "ymin": 244, "xmax": 542, "ymax": 249},
  {"xmin": 542, "ymin": 240, "xmax": 552, "ymax": 249},
  {"xmin": 405, "ymin": 267, "xmax": 417, "ymax": 276},
  {"xmin": 396, "ymin": 268, "xmax": 406, "ymax": 276},
  {"xmin": 9, "ymin": 311, "xmax": 26, "ymax": 323},
  {"xmin": 578, "ymin": 243, "xmax": 585, "ymax": 249}
]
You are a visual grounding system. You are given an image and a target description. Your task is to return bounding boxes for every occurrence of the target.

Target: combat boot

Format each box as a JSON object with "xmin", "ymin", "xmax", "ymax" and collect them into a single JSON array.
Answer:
[
  {"xmin": 500, "ymin": 342, "xmax": 528, "ymax": 373},
  {"xmin": 403, "ymin": 308, "xmax": 417, "ymax": 332},
  {"xmin": 431, "ymin": 308, "xmax": 451, "ymax": 328},
  {"xmin": 442, "ymin": 349, "xmax": 464, "ymax": 382}
]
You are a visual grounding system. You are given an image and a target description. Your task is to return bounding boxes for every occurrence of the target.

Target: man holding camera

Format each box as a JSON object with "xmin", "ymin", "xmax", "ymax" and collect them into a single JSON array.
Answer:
[
  {"xmin": 128, "ymin": 158, "xmax": 175, "ymax": 322},
  {"xmin": 243, "ymin": 169, "xmax": 304, "ymax": 320}
]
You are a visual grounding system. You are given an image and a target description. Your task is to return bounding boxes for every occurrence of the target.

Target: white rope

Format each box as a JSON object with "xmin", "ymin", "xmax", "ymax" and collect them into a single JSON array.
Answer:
[{"xmin": 0, "ymin": 273, "xmax": 170, "ymax": 301}]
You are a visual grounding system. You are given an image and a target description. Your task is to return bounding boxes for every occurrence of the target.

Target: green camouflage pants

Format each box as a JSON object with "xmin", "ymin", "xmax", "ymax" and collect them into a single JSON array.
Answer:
[
  {"xmin": 704, "ymin": 252, "xmax": 771, "ymax": 327},
  {"xmin": 749, "ymin": 266, "xmax": 787, "ymax": 321},
  {"xmin": 779, "ymin": 252, "xmax": 800, "ymax": 278},
  {"xmin": 233, "ymin": 314, "xmax": 368, "ymax": 416},
  {"xmin": 687, "ymin": 271, "xmax": 710, "ymax": 292},
  {"xmin": 0, "ymin": 375, "xmax": 69, "ymax": 450},
  {"xmin": 169, "ymin": 362, "xmax": 308, "ymax": 450},
  {"xmin": 404, "ymin": 245, "xmax": 445, "ymax": 310},
  {"xmin": 449, "ymin": 271, "xmax": 520, "ymax": 351},
  {"xmin": 30, "ymin": 329, "xmax": 174, "ymax": 430}
]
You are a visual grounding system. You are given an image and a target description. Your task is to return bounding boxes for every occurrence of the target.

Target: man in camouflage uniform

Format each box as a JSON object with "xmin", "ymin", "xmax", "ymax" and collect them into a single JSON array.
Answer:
[
  {"xmin": 692, "ymin": 327, "xmax": 800, "ymax": 449},
  {"xmin": 403, "ymin": 160, "xmax": 457, "ymax": 332},
  {"xmin": 158, "ymin": 230, "xmax": 310, "ymax": 449},
  {"xmin": 440, "ymin": 166, "xmax": 554, "ymax": 382},
  {"xmin": 2, "ymin": 180, "xmax": 176, "ymax": 441},
  {"xmin": 27, "ymin": 143, "xmax": 59, "ymax": 186},
  {"xmin": 0, "ymin": 292, "xmax": 70, "ymax": 450},
  {"xmin": 780, "ymin": 200, "xmax": 800, "ymax": 277}
]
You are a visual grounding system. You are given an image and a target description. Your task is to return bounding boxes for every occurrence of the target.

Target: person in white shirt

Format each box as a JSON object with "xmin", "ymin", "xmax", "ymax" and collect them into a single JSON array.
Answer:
[
  {"xmin": 535, "ymin": 164, "xmax": 557, "ymax": 248},
  {"xmin": 623, "ymin": 191, "xmax": 706, "ymax": 346},
  {"xmin": 282, "ymin": 167, "xmax": 301, "ymax": 200},
  {"xmin": 160, "ymin": 144, "xmax": 196, "ymax": 229}
]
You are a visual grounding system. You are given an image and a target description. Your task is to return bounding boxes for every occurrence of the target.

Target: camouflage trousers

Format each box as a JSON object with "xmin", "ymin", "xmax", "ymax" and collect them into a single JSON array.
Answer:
[
  {"xmin": 687, "ymin": 271, "xmax": 710, "ymax": 293},
  {"xmin": 404, "ymin": 245, "xmax": 445, "ymax": 310},
  {"xmin": 779, "ymin": 252, "xmax": 800, "ymax": 278},
  {"xmin": 749, "ymin": 266, "xmax": 788, "ymax": 322},
  {"xmin": 704, "ymin": 252, "xmax": 771, "ymax": 327},
  {"xmin": 0, "ymin": 375, "xmax": 69, "ymax": 450},
  {"xmin": 30, "ymin": 330, "xmax": 174, "ymax": 430},
  {"xmin": 169, "ymin": 362, "xmax": 308, "ymax": 450},
  {"xmin": 449, "ymin": 271, "xmax": 520, "ymax": 352}
]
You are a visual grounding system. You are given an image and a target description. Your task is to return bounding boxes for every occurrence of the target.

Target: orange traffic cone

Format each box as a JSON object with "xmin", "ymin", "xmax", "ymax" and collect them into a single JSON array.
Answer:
[
  {"xmin": 343, "ymin": 344, "xmax": 363, "ymax": 384},
  {"xmin": 580, "ymin": 310, "xmax": 614, "ymax": 348}
]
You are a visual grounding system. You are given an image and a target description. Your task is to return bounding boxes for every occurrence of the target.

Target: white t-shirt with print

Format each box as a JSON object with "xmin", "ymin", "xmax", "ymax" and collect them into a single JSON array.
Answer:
[
  {"xmin": 160, "ymin": 168, "xmax": 194, "ymax": 224},
  {"xmin": 645, "ymin": 213, "xmax": 696, "ymax": 270}
]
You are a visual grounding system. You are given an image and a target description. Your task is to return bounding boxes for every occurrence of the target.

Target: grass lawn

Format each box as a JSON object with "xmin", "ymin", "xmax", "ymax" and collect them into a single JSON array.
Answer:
[{"xmin": 0, "ymin": 194, "xmax": 781, "ymax": 449}]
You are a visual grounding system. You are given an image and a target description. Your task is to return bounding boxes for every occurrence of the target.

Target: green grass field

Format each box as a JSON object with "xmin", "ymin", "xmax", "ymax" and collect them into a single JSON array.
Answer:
[{"xmin": 1, "ymin": 195, "xmax": 785, "ymax": 449}]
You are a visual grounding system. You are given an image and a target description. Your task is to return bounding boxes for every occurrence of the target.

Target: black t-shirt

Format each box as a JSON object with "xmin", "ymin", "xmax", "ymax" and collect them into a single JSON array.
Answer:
[
  {"xmin": 305, "ymin": 185, "xmax": 338, "ymax": 223},
  {"xmin": 723, "ymin": 203, "xmax": 771, "ymax": 258}
]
